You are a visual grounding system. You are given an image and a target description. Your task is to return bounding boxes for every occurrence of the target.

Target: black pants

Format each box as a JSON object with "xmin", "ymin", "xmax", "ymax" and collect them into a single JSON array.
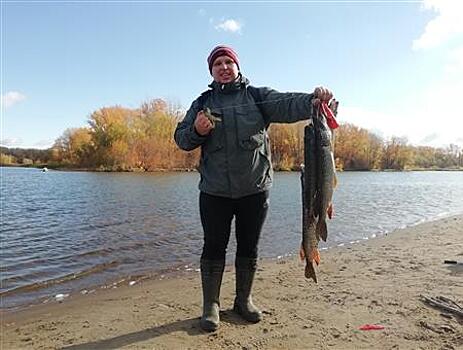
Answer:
[{"xmin": 200, "ymin": 191, "xmax": 269, "ymax": 260}]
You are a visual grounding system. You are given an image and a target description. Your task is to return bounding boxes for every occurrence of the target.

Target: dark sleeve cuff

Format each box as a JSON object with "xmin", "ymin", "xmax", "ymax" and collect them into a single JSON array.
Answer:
[{"xmin": 189, "ymin": 124, "xmax": 207, "ymax": 143}]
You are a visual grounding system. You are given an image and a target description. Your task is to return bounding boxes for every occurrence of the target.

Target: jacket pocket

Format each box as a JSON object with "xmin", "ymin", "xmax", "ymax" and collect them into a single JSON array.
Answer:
[
  {"xmin": 239, "ymin": 131, "xmax": 265, "ymax": 150},
  {"xmin": 203, "ymin": 123, "xmax": 224, "ymax": 153},
  {"xmin": 235, "ymin": 109, "xmax": 266, "ymax": 150}
]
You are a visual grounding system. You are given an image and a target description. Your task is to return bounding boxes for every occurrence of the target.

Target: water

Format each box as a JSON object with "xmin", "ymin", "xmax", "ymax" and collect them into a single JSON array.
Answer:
[{"xmin": 2, "ymin": 167, "xmax": 463, "ymax": 310}]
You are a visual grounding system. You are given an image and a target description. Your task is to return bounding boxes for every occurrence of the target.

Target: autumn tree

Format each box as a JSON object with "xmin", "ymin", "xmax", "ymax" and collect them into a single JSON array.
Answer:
[
  {"xmin": 45, "ymin": 98, "xmax": 462, "ymax": 171},
  {"xmin": 52, "ymin": 127, "xmax": 93, "ymax": 166},
  {"xmin": 88, "ymin": 106, "xmax": 136, "ymax": 169}
]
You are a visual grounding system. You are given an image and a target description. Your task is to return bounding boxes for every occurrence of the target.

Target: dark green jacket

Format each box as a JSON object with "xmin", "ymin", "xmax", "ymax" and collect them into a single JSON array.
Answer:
[{"xmin": 174, "ymin": 75, "xmax": 314, "ymax": 198}]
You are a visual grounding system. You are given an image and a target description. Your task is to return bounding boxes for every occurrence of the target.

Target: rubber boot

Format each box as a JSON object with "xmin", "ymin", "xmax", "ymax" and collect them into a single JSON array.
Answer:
[
  {"xmin": 233, "ymin": 257, "xmax": 263, "ymax": 323},
  {"xmin": 200, "ymin": 259, "xmax": 225, "ymax": 332}
]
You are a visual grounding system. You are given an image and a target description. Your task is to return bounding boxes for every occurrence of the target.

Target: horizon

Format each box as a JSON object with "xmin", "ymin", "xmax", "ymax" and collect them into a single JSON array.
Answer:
[{"xmin": 2, "ymin": 0, "xmax": 463, "ymax": 149}]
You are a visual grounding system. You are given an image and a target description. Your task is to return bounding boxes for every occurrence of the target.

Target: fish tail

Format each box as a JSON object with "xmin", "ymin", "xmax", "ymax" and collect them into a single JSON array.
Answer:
[
  {"xmin": 316, "ymin": 219, "xmax": 328, "ymax": 242},
  {"xmin": 304, "ymin": 259, "xmax": 318, "ymax": 283}
]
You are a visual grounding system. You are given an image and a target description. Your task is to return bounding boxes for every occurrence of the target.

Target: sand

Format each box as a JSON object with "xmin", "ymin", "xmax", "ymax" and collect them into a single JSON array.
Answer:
[{"xmin": 2, "ymin": 215, "xmax": 462, "ymax": 350}]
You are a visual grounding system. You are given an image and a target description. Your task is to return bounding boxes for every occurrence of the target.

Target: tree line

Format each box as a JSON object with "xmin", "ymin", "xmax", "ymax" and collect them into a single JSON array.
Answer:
[{"xmin": 2, "ymin": 98, "xmax": 462, "ymax": 171}]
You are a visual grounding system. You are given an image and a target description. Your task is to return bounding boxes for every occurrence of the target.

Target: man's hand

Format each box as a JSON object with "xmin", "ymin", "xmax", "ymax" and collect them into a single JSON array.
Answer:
[
  {"xmin": 312, "ymin": 86, "xmax": 333, "ymax": 106},
  {"xmin": 194, "ymin": 111, "xmax": 213, "ymax": 136}
]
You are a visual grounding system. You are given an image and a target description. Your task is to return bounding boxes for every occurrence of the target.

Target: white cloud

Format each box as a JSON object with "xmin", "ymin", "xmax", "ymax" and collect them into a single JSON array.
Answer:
[
  {"xmin": 2, "ymin": 91, "xmax": 26, "ymax": 108},
  {"xmin": 0, "ymin": 137, "xmax": 23, "ymax": 147},
  {"xmin": 34, "ymin": 139, "xmax": 54, "ymax": 148},
  {"xmin": 339, "ymin": 105, "xmax": 408, "ymax": 141},
  {"xmin": 413, "ymin": 0, "xmax": 463, "ymax": 50},
  {"xmin": 198, "ymin": 9, "xmax": 206, "ymax": 17},
  {"xmin": 367, "ymin": 1, "xmax": 463, "ymax": 147},
  {"xmin": 0, "ymin": 137, "xmax": 54, "ymax": 149},
  {"xmin": 340, "ymin": 104, "xmax": 463, "ymax": 148},
  {"xmin": 215, "ymin": 19, "xmax": 243, "ymax": 34},
  {"xmin": 341, "ymin": 74, "xmax": 463, "ymax": 148}
]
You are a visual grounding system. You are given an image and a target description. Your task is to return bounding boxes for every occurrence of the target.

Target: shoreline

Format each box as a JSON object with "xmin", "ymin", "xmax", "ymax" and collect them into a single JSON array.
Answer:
[
  {"xmin": 2, "ymin": 212, "xmax": 458, "ymax": 314},
  {"xmin": 2, "ymin": 215, "xmax": 462, "ymax": 349},
  {"xmin": 3, "ymin": 164, "xmax": 463, "ymax": 172}
]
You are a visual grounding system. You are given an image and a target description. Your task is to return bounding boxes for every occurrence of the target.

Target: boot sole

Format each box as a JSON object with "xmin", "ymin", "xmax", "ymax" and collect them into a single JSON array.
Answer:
[
  {"xmin": 200, "ymin": 319, "xmax": 219, "ymax": 332},
  {"xmin": 233, "ymin": 304, "xmax": 262, "ymax": 323}
]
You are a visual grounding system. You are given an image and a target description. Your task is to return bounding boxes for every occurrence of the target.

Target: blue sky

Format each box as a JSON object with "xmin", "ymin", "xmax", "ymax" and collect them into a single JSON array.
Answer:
[{"xmin": 2, "ymin": 0, "xmax": 462, "ymax": 149}]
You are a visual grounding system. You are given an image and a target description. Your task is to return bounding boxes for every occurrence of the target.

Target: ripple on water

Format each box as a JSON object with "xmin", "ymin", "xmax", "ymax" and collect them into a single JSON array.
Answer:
[{"xmin": 2, "ymin": 168, "xmax": 463, "ymax": 309}]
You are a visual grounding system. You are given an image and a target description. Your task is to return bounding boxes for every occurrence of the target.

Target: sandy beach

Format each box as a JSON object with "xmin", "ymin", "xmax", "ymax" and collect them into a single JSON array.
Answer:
[{"xmin": 2, "ymin": 215, "xmax": 462, "ymax": 350}]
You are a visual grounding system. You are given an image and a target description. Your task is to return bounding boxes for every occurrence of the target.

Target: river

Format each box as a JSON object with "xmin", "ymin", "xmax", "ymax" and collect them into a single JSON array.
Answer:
[{"xmin": 2, "ymin": 167, "xmax": 463, "ymax": 310}]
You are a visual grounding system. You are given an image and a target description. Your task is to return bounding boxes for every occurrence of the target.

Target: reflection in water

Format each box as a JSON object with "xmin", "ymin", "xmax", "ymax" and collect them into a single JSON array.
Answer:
[{"xmin": 2, "ymin": 167, "xmax": 463, "ymax": 309}]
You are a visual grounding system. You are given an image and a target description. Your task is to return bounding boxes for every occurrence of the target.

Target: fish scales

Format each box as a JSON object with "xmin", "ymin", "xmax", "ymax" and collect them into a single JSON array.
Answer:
[
  {"xmin": 300, "ymin": 124, "xmax": 319, "ymax": 282},
  {"xmin": 300, "ymin": 101, "xmax": 338, "ymax": 283},
  {"xmin": 314, "ymin": 114, "xmax": 336, "ymax": 242}
]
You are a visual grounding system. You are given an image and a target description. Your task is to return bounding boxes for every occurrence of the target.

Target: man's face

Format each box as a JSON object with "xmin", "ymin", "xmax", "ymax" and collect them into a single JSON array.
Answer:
[{"xmin": 211, "ymin": 55, "xmax": 239, "ymax": 84}]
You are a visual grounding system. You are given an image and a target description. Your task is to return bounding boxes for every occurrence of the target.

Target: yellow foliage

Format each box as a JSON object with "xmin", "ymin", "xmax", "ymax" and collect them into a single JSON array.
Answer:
[{"xmin": 50, "ymin": 101, "xmax": 463, "ymax": 171}]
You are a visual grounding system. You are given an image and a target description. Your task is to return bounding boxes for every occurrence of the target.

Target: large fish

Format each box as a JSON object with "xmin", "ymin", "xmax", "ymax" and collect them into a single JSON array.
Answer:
[
  {"xmin": 314, "ymin": 107, "xmax": 337, "ymax": 241},
  {"xmin": 300, "ymin": 100, "xmax": 338, "ymax": 283},
  {"xmin": 300, "ymin": 124, "xmax": 319, "ymax": 282}
]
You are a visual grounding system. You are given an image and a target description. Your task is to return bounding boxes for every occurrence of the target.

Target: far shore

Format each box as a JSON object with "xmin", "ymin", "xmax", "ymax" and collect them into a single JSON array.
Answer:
[
  {"xmin": 2, "ymin": 215, "xmax": 462, "ymax": 350},
  {"xmin": 3, "ymin": 163, "xmax": 463, "ymax": 173}
]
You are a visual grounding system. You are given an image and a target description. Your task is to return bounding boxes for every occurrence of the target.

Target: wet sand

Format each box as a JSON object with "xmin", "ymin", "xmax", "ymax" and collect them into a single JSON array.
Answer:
[{"xmin": 2, "ymin": 215, "xmax": 462, "ymax": 350}]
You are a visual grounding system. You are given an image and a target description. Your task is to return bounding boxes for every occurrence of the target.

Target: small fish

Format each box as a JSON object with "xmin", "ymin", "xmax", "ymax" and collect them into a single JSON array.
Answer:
[{"xmin": 203, "ymin": 107, "xmax": 222, "ymax": 128}]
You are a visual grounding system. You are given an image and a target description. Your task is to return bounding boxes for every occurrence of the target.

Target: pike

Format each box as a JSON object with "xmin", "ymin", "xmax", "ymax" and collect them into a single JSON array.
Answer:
[{"xmin": 300, "ymin": 100, "xmax": 339, "ymax": 283}]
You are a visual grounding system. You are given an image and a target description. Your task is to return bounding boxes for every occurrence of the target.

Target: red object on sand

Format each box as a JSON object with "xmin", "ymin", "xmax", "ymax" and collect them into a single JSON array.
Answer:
[
  {"xmin": 359, "ymin": 324, "xmax": 385, "ymax": 331},
  {"xmin": 320, "ymin": 102, "xmax": 339, "ymax": 129}
]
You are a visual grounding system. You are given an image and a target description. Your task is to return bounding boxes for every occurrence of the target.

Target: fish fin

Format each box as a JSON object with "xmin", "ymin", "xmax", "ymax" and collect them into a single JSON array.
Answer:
[
  {"xmin": 304, "ymin": 259, "xmax": 318, "ymax": 283},
  {"xmin": 299, "ymin": 245, "xmax": 306, "ymax": 261},
  {"xmin": 316, "ymin": 219, "xmax": 328, "ymax": 242},
  {"xmin": 327, "ymin": 203, "xmax": 334, "ymax": 219},
  {"xmin": 309, "ymin": 248, "xmax": 321, "ymax": 266}
]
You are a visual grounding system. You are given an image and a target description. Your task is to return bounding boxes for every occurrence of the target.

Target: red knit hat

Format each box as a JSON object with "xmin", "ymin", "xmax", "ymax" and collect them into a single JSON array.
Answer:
[{"xmin": 207, "ymin": 45, "xmax": 240, "ymax": 73}]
